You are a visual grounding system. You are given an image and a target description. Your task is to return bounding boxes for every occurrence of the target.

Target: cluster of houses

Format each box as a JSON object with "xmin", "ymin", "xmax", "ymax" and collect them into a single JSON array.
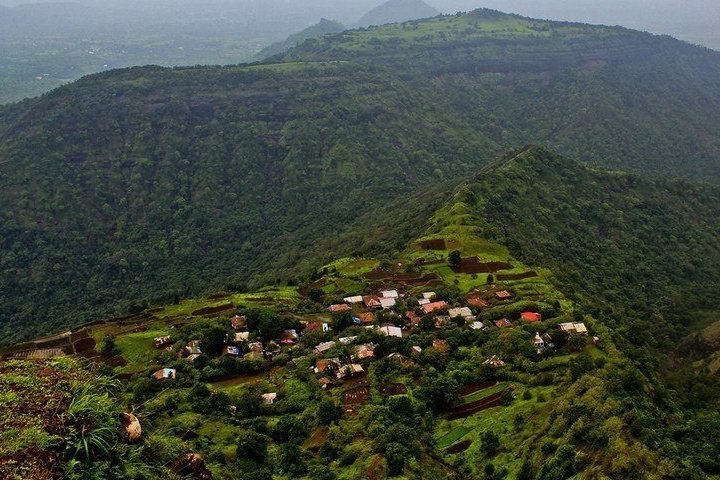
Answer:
[{"xmin": 150, "ymin": 286, "xmax": 592, "ymax": 385}]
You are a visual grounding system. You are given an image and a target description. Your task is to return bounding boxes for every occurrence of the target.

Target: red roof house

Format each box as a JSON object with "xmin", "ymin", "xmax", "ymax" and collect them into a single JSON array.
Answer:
[
  {"xmin": 521, "ymin": 312, "xmax": 542, "ymax": 322},
  {"xmin": 422, "ymin": 301, "xmax": 448, "ymax": 315},
  {"xmin": 363, "ymin": 295, "xmax": 382, "ymax": 309}
]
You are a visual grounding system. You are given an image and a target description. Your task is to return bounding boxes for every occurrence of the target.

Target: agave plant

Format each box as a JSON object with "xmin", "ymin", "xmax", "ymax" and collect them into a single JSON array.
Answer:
[{"xmin": 66, "ymin": 387, "xmax": 119, "ymax": 461}]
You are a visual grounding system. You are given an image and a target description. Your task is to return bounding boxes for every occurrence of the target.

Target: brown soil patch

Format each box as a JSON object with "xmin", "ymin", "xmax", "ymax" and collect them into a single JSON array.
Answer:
[
  {"xmin": 378, "ymin": 383, "xmax": 408, "ymax": 396},
  {"xmin": 459, "ymin": 380, "xmax": 498, "ymax": 397},
  {"xmin": 451, "ymin": 257, "xmax": 513, "ymax": 274},
  {"xmin": 69, "ymin": 330, "xmax": 90, "ymax": 343},
  {"xmin": 72, "ymin": 337, "xmax": 96, "ymax": 353},
  {"xmin": 343, "ymin": 385, "xmax": 371, "ymax": 405},
  {"xmin": 191, "ymin": 303, "xmax": 234, "ymax": 316},
  {"xmin": 446, "ymin": 439, "xmax": 472, "ymax": 454},
  {"xmin": 362, "ymin": 270, "xmax": 440, "ymax": 285},
  {"xmin": 418, "ymin": 239, "xmax": 446, "ymax": 250},
  {"xmin": 104, "ymin": 355, "xmax": 129, "ymax": 367},
  {"xmin": 447, "ymin": 393, "xmax": 504, "ymax": 420},
  {"xmin": 497, "ymin": 271, "xmax": 538, "ymax": 281}
]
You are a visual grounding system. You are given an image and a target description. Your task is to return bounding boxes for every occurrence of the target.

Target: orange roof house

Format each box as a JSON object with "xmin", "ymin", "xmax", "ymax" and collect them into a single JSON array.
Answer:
[
  {"xmin": 495, "ymin": 290, "xmax": 514, "ymax": 300},
  {"xmin": 494, "ymin": 318, "xmax": 512, "ymax": 328},
  {"xmin": 466, "ymin": 293, "xmax": 489, "ymax": 308},
  {"xmin": 357, "ymin": 312, "xmax": 376, "ymax": 324},
  {"xmin": 422, "ymin": 301, "xmax": 448, "ymax": 315},
  {"xmin": 432, "ymin": 339, "xmax": 449, "ymax": 353},
  {"xmin": 230, "ymin": 315, "xmax": 246, "ymax": 330},
  {"xmin": 405, "ymin": 311, "xmax": 420, "ymax": 326},
  {"xmin": 521, "ymin": 312, "xmax": 542, "ymax": 322}
]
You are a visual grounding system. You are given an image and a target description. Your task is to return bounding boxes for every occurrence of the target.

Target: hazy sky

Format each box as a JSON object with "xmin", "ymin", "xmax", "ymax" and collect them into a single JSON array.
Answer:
[{"xmin": 1, "ymin": 0, "xmax": 718, "ymax": 49}]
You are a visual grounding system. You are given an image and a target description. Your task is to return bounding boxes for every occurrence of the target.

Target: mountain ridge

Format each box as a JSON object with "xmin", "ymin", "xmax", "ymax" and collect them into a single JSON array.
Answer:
[{"xmin": 3, "ymin": 9, "xmax": 720, "ymax": 344}]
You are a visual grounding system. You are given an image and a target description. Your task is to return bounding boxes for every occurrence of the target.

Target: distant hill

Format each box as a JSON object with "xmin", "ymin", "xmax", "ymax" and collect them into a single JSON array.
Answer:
[
  {"xmin": 255, "ymin": 18, "xmax": 345, "ymax": 61},
  {"xmin": 2, "ymin": 10, "xmax": 720, "ymax": 342},
  {"xmin": 355, "ymin": 0, "xmax": 440, "ymax": 27}
]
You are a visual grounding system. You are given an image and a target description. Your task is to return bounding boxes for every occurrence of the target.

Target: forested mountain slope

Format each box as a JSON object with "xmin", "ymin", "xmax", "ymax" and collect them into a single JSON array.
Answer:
[
  {"xmin": 2, "ymin": 9, "xmax": 720, "ymax": 342},
  {"xmin": 459, "ymin": 146, "xmax": 720, "ymax": 329}
]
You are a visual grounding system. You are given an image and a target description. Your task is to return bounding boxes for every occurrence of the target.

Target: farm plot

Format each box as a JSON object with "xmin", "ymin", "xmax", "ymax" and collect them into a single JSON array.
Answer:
[
  {"xmin": 450, "ymin": 257, "xmax": 513, "ymax": 274},
  {"xmin": 446, "ymin": 439, "xmax": 472, "ymax": 454},
  {"xmin": 461, "ymin": 382, "xmax": 508, "ymax": 404},
  {"xmin": 447, "ymin": 393, "xmax": 504, "ymax": 420},
  {"xmin": 378, "ymin": 383, "xmax": 408, "ymax": 396},
  {"xmin": 191, "ymin": 303, "xmax": 235, "ymax": 316},
  {"xmin": 437, "ymin": 426, "xmax": 470, "ymax": 449},
  {"xmin": 459, "ymin": 380, "xmax": 498, "ymax": 397},
  {"xmin": 342, "ymin": 385, "xmax": 372, "ymax": 415},
  {"xmin": 418, "ymin": 238, "xmax": 447, "ymax": 250}
]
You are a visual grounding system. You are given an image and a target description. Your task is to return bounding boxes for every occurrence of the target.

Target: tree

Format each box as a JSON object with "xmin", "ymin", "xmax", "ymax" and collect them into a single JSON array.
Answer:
[
  {"xmin": 569, "ymin": 352, "xmax": 595, "ymax": 381},
  {"xmin": 448, "ymin": 250, "xmax": 462, "ymax": 267},
  {"xmin": 308, "ymin": 288, "xmax": 323, "ymax": 303},
  {"xmin": 331, "ymin": 310, "xmax": 354, "ymax": 333},
  {"xmin": 420, "ymin": 374, "xmax": 459, "ymax": 413},
  {"xmin": 487, "ymin": 274, "xmax": 494, "ymax": 285},
  {"xmin": 97, "ymin": 335, "xmax": 120, "ymax": 357},
  {"xmin": 236, "ymin": 430, "xmax": 269, "ymax": 464},
  {"xmin": 385, "ymin": 442, "xmax": 411, "ymax": 476},
  {"xmin": 317, "ymin": 399, "xmax": 343, "ymax": 425},
  {"xmin": 481, "ymin": 431, "xmax": 500, "ymax": 455}
]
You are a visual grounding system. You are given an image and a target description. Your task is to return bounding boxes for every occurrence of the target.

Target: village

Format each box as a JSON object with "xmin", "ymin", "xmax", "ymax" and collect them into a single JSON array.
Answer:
[
  {"xmin": 148, "ymin": 281, "xmax": 593, "ymax": 413},
  {"xmin": 0, "ymin": 228, "xmax": 604, "ymax": 477}
]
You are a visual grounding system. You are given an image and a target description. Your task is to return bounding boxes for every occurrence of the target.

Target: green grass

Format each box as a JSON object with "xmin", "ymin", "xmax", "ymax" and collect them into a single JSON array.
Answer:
[
  {"xmin": 114, "ymin": 330, "xmax": 168, "ymax": 373},
  {"xmin": 436, "ymin": 426, "xmax": 470, "ymax": 448}
]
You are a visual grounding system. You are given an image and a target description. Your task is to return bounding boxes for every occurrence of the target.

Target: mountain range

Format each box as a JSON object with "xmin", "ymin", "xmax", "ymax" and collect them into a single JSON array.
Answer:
[{"xmin": 2, "ymin": 9, "xmax": 720, "ymax": 346}]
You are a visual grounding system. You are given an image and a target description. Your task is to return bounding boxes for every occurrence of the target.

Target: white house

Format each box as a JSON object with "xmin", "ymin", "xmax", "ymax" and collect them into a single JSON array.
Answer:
[
  {"xmin": 379, "ymin": 297, "xmax": 396, "ymax": 309},
  {"xmin": 343, "ymin": 295, "xmax": 364, "ymax": 304},
  {"xmin": 380, "ymin": 290, "xmax": 399, "ymax": 299},
  {"xmin": 448, "ymin": 307, "xmax": 473, "ymax": 320},
  {"xmin": 379, "ymin": 325, "xmax": 403, "ymax": 338},
  {"xmin": 314, "ymin": 341, "xmax": 336, "ymax": 354}
]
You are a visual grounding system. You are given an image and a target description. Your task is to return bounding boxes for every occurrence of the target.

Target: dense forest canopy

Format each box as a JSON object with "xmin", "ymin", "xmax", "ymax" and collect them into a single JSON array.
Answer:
[{"xmin": 2, "ymin": 10, "xmax": 720, "ymax": 343}]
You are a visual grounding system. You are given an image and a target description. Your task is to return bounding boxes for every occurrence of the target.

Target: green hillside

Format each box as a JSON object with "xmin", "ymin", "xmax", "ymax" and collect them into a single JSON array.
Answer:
[
  {"xmin": 4, "ymin": 148, "xmax": 720, "ymax": 479},
  {"xmin": 3, "ymin": 9, "xmax": 720, "ymax": 343}
]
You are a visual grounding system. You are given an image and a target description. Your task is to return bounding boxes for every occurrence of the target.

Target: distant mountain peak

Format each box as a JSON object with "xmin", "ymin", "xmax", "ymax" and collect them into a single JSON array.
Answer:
[
  {"xmin": 356, "ymin": 0, "xmax": 440, "ymax": 28},
  {"xmin": 255, "ymin": 18, "xmax": 345, "ymax": 61}
]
